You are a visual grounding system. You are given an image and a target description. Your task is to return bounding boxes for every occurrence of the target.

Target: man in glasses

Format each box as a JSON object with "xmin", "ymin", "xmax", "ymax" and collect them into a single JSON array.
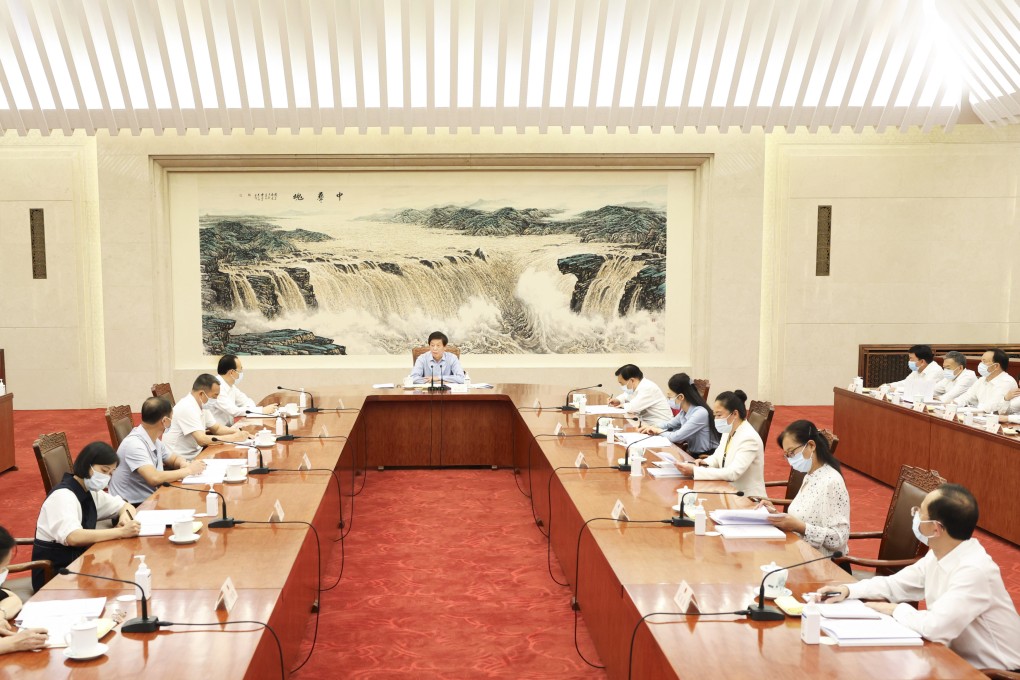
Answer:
[{"xmin": 821, "ymin": 484, "xmax": 1020, "ymax": 672}]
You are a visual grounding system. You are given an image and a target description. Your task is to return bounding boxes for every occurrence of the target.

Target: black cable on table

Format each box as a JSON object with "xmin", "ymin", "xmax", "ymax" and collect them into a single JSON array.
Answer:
[{"xmin": 164, "ymin": 620, "xmax": 285, "ymax": 679}]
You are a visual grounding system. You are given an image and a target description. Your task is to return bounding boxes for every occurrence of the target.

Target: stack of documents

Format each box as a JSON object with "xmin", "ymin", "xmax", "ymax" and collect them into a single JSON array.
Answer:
[
  {"xmin": 135, "ymin": 509, "xmax": 196, "ymax": 537},
  {"xmin": 616, "ymin": 432, "xmax": 673, "ymax": 449},
  {"xmin": 714, "ymin": 524, "xmax": 786, "ymax": 539},
  {"xmin": 648, "ymin": 466, "xmax": 686, "ymax": 478},
  {"xmin": 182, "ymin": 458, "xmax": 244, "ymax": 485},
  {"xmin": 816, "ymin": 599, "xmax": 882, "ymax": 619},
  {"xmin": 584, "ymin": 405, "xmax": 627, "ymax": 415},
  {"xmin": 709, "ymin": 507, "xmax": 772, "ymax": 525},
  {"xmin": 16, "ymin": 598, "xmax": 108, "ymax": 647},
  {"xmin": 820, "ymin": 613, "xmax": 922, "ymax": 646},
  {"xmin": 468, "ymin": 383, "xmax": 494, "ymax": 389}
]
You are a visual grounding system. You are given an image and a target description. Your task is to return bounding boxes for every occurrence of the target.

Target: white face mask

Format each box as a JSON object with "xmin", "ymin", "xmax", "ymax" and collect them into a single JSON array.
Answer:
[
  {"xmin": 943, "ymin": 368, "xmax": 956, "ymax": 380},
  {"xmin": 85, "ymin": 468, "xmax": 111, "ymax": 492},
  {"xmin": 978, "ymin": 363, "xmax": 991, "ymax": 378},
  {"xmin": 786, "ymin": 443, "xmax": 813, "ymax": 473},
  {"xmin": 911, "ymin": 512, "xmax": 932, "ymax": 546},
  {"xmin": 235, "ymin": 371, "xmax": 244, "ymax": 384},
  {"xmin": 0, "ymin": 569, "xmax": 7, "ymax": 588},
  {"xmin": 714, "ymin": 416, "xmax": 732, "ymax": 434}
]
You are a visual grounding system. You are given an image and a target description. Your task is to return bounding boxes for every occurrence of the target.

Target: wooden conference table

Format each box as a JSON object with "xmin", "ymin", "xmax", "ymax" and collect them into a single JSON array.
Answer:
[
  {"xmin": 833, "ymin": 387, "xmax": 1020, "ymax": 545},
  {"xmin": 4, "ymin": 385, "xmax": 979, "ymax": 679}
]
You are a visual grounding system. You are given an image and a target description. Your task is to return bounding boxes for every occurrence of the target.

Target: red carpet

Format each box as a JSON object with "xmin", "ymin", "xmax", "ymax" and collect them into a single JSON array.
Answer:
[{"xmin": 2, "ymin": 406, "xmax": 1019, "ymax": 679}]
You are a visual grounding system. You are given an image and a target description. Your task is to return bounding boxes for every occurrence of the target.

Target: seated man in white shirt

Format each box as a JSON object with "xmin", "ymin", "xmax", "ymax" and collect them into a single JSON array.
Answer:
[
  {"xmin": 163, "ymin": 374, "xmax": 248, "ymax": 461},
  {"xmin": 954, "ymin": 348, "xmax": 1017, "ymax": 412},
  {"xmin": 607, "ymin": 364, "xmax": 673, "ymax": 424},
  {"xmin": 410, "ymin": 332, "xmax": 465, "ymax": 385},
  {"xmin": 821, "ymin": 484, "xmax": 1020, "ymax": 672},
  {"xmin": 884, "ymin": 344, "xmax": 942, "ymax": 393},
  {"xmin": 996, "ymin": 385, "xmax": 1020, "ymax": 425},
  {"xmin": 207, "ymin": 354, "xmax": 278, "ymax": 427},
  {"xmin": 934, "ymin": 350, "xmax": 977, "ymax": 404},
  {"xmin": 108, "ymin": 397, "xmax": 207, "ymax": 505}
]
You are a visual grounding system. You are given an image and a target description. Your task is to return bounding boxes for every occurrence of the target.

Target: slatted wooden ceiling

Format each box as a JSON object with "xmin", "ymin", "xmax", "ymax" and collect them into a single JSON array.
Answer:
[{"xmin": 0, "ymin": 0, "xmax": 1017, "ymax": 136}]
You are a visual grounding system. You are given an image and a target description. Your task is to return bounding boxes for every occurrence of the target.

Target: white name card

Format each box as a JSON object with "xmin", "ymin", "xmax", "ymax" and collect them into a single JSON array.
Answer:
[
  {"xmin": 215, "ymin": 577, "xmax": 238, "ymax": 612},
  {"xmin": 986, "ymin": 417, "xmax": 1001, "ymax": 434},
  {"xmin": 533, "ymin": 399, "xmax": 541, "ymax": 409},
  {"xmin": 611, "ymin": 499, "xmax": 629, "ymax": 522},
  {"xmin": 554, "ymin": 422, "xmax": 562, "ymax": 436},
  {"xmin": 673, "ymin": 580, "xmax": 701, "ymax": 614},
  {"xmin": 269, "ymin": 499, "xmax": 285, "ymax": 523},
  {"xmin": 913, "ymin": 400, "xmax": 926, "ymax": 412},
  {"xmin": 942, "ymin": 405, "xmax": 957, "ymax": 421},
  {"xmin": 299, "ymin": 454, "xmax": 313, "ymax": 471},
  {"xmin": 575, "ymin": 452, "xmax": 588, "ymax": 469}
]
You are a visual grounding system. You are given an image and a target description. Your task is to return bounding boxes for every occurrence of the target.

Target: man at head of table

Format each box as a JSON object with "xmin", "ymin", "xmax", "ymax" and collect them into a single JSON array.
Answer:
[
  {"xmin": 411, "ymin": 332, "xmax": 465, "ymax": 385},
  {"xmin": 822, "ymin": 483, "xmax": 1020, "ymax": 672}
]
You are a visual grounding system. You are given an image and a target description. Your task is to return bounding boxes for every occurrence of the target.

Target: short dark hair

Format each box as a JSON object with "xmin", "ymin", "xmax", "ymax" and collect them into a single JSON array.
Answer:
[
  {"xmin": 991, "ymin": 348, "xmax": 1010, "ymax": 371},
  {"xmin": 140, "ymin": 396, "xmax": 173, "ymax": 424},
  {"xmin": 217, "ymin": 354, "xmax": 239, "ymax": 376},
  {"xmin": 777, "ymin": 420, "xmax": 841, "ymax": 473},
  {"xmin": 192, "ymin": 373, "xmax": 218, "ymax": 393},
  {"xmin": 615, "ymin": 364, "xmax": 643, "ymax": 381},
  {"xmin": 714, "ymin": 390, "xmax": 748, "ymax": 419},
  {"xmin": 927, "ymin": 483, "xmax": 979, "ymax": 541},
  {"xmin": 909, "ymin": 345, "xmax": 934, "ymax": 363},
  {"xmin": 0, "ymin": 525, "xmax": 14, "ymax": 563},
  {"xmin": 427, "ymin": 332, "xmax": 448, "ymax": 346},
  {"xmin": 72, "ymin": 441, "xmax": 119, "ymax": 479}
]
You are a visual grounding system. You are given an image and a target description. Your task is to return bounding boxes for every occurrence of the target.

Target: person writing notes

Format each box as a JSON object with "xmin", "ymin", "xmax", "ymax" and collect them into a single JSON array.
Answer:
[
  {"xmin": 411, "ymin": 332, "xmax": 465, "ymax": 385},
  {"xmin": 108, "ymin": 397, "xmax": 207, "ymax": 505},
  {"xmin": 934, "ymin": 350, "xmax": 977, "ymax": 403},
  {"xmin": 755, "ymin": 420, "xmax": 849, "ymax": 559},
  {"xmin": 607, "ymin": 364, "xmax": 672, "ymax": 424},
  {"xmin": 638, "ymin": 373, "xmax": 719, "ymax": 455},
  {"xmin": 207, "ymin": 354, "xmax": 278, "ymax": 426},
  {"xmin": 163, "ymin": 374, "xmax": 248, "ymax": 461},
  {"xmin": 675, "ymin": 390, "xmax": 766, "ymax": 498},
  {"xmin": 821, "ymin": 484, "xmax": 1020, "ymax": 672},
  {"xmin": 30, "ymin": 442, "xmax": 141, "ymax": 591},
  {"xmin": 884, "ymin": 344, "xmax": 942, "ymax": 393},
  {"xmin": 0, "ymin": 527, "xmax": 47, "ymax": 654},
  {"xmin": 954, "ymin": 349, "xmax": 1017, "ymax": 412}
]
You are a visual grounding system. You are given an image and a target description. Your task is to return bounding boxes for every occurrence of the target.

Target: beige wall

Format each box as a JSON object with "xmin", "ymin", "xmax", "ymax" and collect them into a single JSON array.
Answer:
[{"xmin": 0, "ymin": 124, "xmax": 1016, "ymax": 409}]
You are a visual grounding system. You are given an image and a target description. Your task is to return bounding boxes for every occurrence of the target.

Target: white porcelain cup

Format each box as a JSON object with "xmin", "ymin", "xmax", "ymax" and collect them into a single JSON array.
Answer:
[
  {"xmin": 761, "ymin": 562, "xmax": 789, "ymax": 597},
  {"xmin": 677, "ymin": 487, "xmax": 697, "ymax": 509},
  {"xmin": 403, "ymin": 376, "xmax": 414, "ymax": 387},
  {"xmin": 286, "ymin": 403, "xmax": 299, "ymax": 416},
  {"xmin": 64, "ymin": 619, "xmax": 99, "ymax": 656},
  {"xmin": 890, "ymin": 393, "xmax": 901, "ymax": 405},
  {"xmin": 254, "ymin": 429, "xmax": 274, "ymax": 446},
  {"xmin": 226, "ymin": 463, "xmax": 246, "ymax": 480},
  {"xmin": 172, "ymin": 519, "xmax": 194, "ymax": 539},
  {"xmin": 914, "ymin": 394, "xmax": 924, "ymax": 405}
]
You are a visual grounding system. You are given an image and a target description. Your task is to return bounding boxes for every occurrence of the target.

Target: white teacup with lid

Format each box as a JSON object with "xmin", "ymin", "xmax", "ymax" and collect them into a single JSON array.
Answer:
[{"xmin": 760, "ymin": 561, "xmax": 789, "ymax": 598}]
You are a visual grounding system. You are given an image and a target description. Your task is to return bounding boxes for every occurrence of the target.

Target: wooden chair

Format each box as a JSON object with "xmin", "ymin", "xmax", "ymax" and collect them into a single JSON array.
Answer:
[
  {"xmin": 4, "ymin": 538, "xmax": 54, "ymax": 600},
  {"xmin": 151, "ymin": 382, "xmax": 176, "ymax": 407},
  {"xmin": 410, "ymin": 344, "xmax": 462, "ymax": 364},
  {"xmin": 32, "ymin": 432, "xmax": 72, "ymax": 495},
  {"xmin": 762, "ymin": 429, "xmax": 839, "ymax": 507},
  {"xmin": 746, "ymin": 399, "xmax": 775, "ymax": 445},
  {"xmin": 105, "ymin": 405, "xmax": 133, "ymax": 449},
  {"xmin": 834, "ymin": 464, "xmax": 947, "ymax": 577},
  {"xmin": 980, "ymin": 671, "xmax": 1020, "ymax": 680},
  {"xmin": 693, "ymin": 378, "xmax": 710, "ymax": 402}
]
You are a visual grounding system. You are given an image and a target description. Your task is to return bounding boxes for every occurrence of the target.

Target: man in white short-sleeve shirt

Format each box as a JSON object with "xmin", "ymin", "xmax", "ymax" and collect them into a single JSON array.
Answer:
[
  {"xmin": 108, "ymin": 397, "xmax": 206, "ymax": 504},
  {"xmin": 163, "ymin": 374, "xmax": 247, "ymax": 461},
  {"xmin": 934, "ymin": 350, "xmax": 977, "ymax": 404},
  {"xmin": 608, "ymin": 364, "xmax": 673, "ymax": 425},
  {"xmin": 206, "ymin": 354, "xmax": 278, "ymax": 427},
  {"xmin": 955, "ymin": 349, "xmax": 1017, "ymax": 412}
]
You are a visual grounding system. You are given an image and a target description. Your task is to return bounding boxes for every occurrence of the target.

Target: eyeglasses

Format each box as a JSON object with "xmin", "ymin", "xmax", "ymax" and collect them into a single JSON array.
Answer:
[{"xmin": 782, "ymin": 442, "xmax": 808, "ymax": 459}]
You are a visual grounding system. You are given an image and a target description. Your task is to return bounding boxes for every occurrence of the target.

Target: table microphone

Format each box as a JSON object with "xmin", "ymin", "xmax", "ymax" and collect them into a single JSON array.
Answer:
[
  {"xmin": 672, "ymin": 490, "xmax": 745, "ymax": 527},
  {"xmin": 588, "ymin": 414, "xmax": 636, "ymax": 439},
  {"xmin": 618, "ymin": 434, "xmax": 657, "ymax": 472},
  {"xmin": 276, "ymin": 386, "xmax": 319, "ymax": 413},
  {"xmin": 58, "ymin": 568, "xmax": 165, "ymax": 633},
  {"xmin": 560, "ymin": 384, "xmax": 603, "ymax": 412},
  {"xmin": 746, "ymin": 551, "xmax": 844, "ymax": 621},
  {"xmin": 162, "ymin": 482, "xmax": 237, "ymax": 528}
]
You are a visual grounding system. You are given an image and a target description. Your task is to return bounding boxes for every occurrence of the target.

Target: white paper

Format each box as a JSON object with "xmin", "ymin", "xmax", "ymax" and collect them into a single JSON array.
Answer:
[
  {"xmin": 820, "ymin": 614, "xmax": 922, "ymax": 645},
  {"xmin": 648, "ymin": 466, "xmax": 686, "ymax": 478},
  {"xmin": 709, "ymin": 507, "xmax": 772, "ymax": 525},
  {"xmin": 816, "ymin": 600, "xmax": 882, "ymax": 619},
  {"xmin": 584, "ymin": 405, "xmax": 627, "ymax": 415},
  {"xmin": 615, "ymin": 433, "xmax": 673, "ymax": 448},
  {"xmin": 469, "ymin": 383, "xmax": 494, "ymax": 389},
  {"xmin": 17, "ymin": 598, "xmax": 109, "ymax": 648},
  {"xmin": 653, "ymin": 450, "xmax": 679, "ymax": 464},
  {"xmin": 372, "ymin": 383, "xmax": 395, "ymax": 389},
  {"xmin": 135, "ymin": 509, "xmax": 195, "ymax": 526},
  {"xmin": 182, "ymin": 458, "xmax": 244, "ymax": 485},
  {"xmin": 715, "ymin": 524, "xmax": 786, "ymax": 539}
]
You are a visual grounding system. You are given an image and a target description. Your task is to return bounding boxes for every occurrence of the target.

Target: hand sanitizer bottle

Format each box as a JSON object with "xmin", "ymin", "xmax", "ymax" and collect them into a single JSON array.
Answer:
[
  {"xmin": 298, "ymin": 388, "xmax": 307, "ymax": 409},
  {"xmin": 275, "ymin": 416, "xmax": 285, "ymax": 436},
  {"xmin": 801, "ymin": 601, "xmax": 821, "ymax": 644},
  {"xmin": 206, "ymin": 484, "xmax": 218, "ymax": 516},
  {"xmin": 133, "ymin": 555, "xmax": 152, "ymax": 600},
  {"xmin": 0, "ymin": 379, "xmax": 6, "ymax": 395},
  {"xmin": 693, "ymin": 500, "xmax": 707, "ymax": 535},
  {"xmin": 464, "ymin": 372, "xmax": 471, "ymax": 388}
]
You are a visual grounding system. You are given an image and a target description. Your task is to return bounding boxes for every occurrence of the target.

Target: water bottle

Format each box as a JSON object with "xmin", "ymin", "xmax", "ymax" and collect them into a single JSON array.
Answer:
[
  {"xmin": 693, "ymin": 500, "xmax": 707, "ymax": 535},
  {"xmin": 275, "ymin": 416, "xmax": 285, "ymax": 436},
  {"xmin": 206, "ymin": 485, "xmax": 218, "ymax": 516}
]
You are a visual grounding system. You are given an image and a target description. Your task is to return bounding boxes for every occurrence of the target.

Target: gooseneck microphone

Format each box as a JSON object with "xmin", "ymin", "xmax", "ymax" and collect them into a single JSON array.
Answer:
[
  {"xmin": 249, "ymin": 448, "xmax": 271, "ymax": 475},
  {"xmin": 618, "ymin": 434, "xmax": 657, "ymax": 472},
  {"xmin": 162, "ymin": 482, "xmax": 237, "ymax": 529},
  {"xmin": 276, "ymin": 386, "xmax": 319, "ymax": 413},
  {"xmin": 671, "ymin": 490, "xmax": 745, "ymax": 527},
  {"xmin": 747, "ymin": 551, "xmax": 844, "ymax": 621},
  {"xmin": 276, "ymin": 416, "xmax": 295, "ymax": 442},
  {"xmin": 58, "ymin": 568, "xmax": 164, "ymax": 633},
  {"xmin": 588, "ymin": 414, "xmax": 635, "ymax": 439},
  {"xmin": 559, "ymin": 384, "xmax": 603, "ymax": 412}
]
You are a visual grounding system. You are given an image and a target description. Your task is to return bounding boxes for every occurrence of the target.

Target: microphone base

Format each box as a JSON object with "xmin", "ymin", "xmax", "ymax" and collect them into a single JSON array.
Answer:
[
  {"xmin": 276, "ymin": 435, "xmax": 296, "ymax": 441},
  {"xmin": 209, "ymin": 517, "xmax": 238, "ymax": 529},
  {"xmin": 670, "ymin": 517, "xmax": 695, "ymax": 527},
  {"xmin": 747, "ymin": 605, "xmax": 786, "ymax": 622},
  {"xmin": 617, "ymin": 464, "xmax": 631, "ymax": 472},
  {"xmin": 426, "ymin": 385, "xmax": 451, "ymax": 392},
  {"xmin": 122, "ymin": 616, "xmax": 162, "ymax": 634},
  {"xmin": 559, "ymin": 405, "xmax": 579, "ymax": 412},
  {"xmin": 303, "ymin": 407, "xmax": 320, "ymax": 413},
  {"xmin": 587, "ymin": 433, "xmax": 607, "ymax": 439},
  {"xmin": 249, "ymin": 467, "xmax": 271, "ymax": 475}
]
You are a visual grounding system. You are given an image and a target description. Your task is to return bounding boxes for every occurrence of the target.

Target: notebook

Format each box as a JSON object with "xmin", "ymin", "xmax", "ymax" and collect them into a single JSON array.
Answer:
[{"xmin": 820, "ymin": 614, "xmax": 922, "ymax": 646}]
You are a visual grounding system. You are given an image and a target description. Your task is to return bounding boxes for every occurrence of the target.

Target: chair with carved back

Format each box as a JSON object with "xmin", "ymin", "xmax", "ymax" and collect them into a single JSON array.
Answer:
[
  {"xmin": 746, "ymin": 400, "xmax": 775, "ymax": 446},
  {"xmin": 693, "ymin": 378, "xmax": 710, "ymax": 402},
  {"xmin": 763, "ymin": 429, "xmax": 839, "ymax": 507},
  {"xmin": 105, "ymin": 405, "xmax": 133, "ymax": 450},
  {"xmin": 410, "ymin": 345, "xmax": 462, "ymax": 364},
  {"xmin": 833, "ymin": 464, "xmax": 947, "ymax": 577},
  {"xmin": 151, "ymin": 383, "xmax": 176, "ymax": 407},
  {"xmin": 3, "ymin": 539, "xmax": 54, "ymax": 602},
  {"xmin": 32, "ymin": 432, "xmax": 73, "ymax": 495}
]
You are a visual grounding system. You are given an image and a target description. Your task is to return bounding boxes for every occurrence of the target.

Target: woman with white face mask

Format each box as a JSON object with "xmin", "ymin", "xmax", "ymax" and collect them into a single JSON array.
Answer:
[
  {"xmin": 675, "ymin": 390, "xmax": 766, "ymax": 498},
  {"xmin": 0, "ymin": 526, "xmax": 48, "ymax": 654},
  {"xmin": 31, "ymin": 442, "xmax": 140, "ymax": 591},
  {"xmin": 756, "ymin": 420, "xmax": 850, "ymax": 560}
]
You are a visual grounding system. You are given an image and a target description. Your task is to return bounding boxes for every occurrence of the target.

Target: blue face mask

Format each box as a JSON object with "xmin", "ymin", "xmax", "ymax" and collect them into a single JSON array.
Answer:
[
  {"xmin": 786, "ymin": 444, "xmax": 813, "ymax": 473},
  {"xmin": 714, "ymin": 417, "xmax": 732, "ymax": 434},
  {"xmin": 978, "ymin": 363, "xmax": 991, "ymax": 378},
  {"xmin": 943, "ymin": 368, "xmax": 956, "ymax": 380},
  {"xmin": 908, "ymin": 361, "xmax": 918, "ymax": 372}
]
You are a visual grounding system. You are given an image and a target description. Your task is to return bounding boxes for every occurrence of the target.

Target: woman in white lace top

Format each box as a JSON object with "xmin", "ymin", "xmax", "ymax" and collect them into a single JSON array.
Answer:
[{"xmin": 757, "ymin": 420, "xmax": 850, "ymax": 560}]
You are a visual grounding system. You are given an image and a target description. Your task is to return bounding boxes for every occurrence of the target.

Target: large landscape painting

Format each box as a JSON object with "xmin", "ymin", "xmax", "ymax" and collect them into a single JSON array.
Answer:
[{"xmin": 197, "ymin": 174, "xmax": 669, "ymax": 356}]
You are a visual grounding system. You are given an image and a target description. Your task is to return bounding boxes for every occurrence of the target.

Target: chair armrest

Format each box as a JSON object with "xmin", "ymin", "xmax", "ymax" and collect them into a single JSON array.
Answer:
[
  {"xmin": 767, "ymin": 497, "xmax": 794, "ymax": 507},
  {"xmin": 833, "ymin": 555, "xmax": 920, "ymax": 569},
  {"xmin": 980, "ymin": 670, "xmax": 1020, "ymax": 680},
  {"xmin": 848, "ymin": 531, "xmax": 883, "ymax": 539},
  {"xmin": 764, "ymin": 480, "xmax": 787, "ymax": 487},
  {"xmin": 15, "ymin": 537, "xmax": 33, "ymax": 545},
  {"xmin": 7, "ymin": 559, "xmax": 53, "ymax": 584}
]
